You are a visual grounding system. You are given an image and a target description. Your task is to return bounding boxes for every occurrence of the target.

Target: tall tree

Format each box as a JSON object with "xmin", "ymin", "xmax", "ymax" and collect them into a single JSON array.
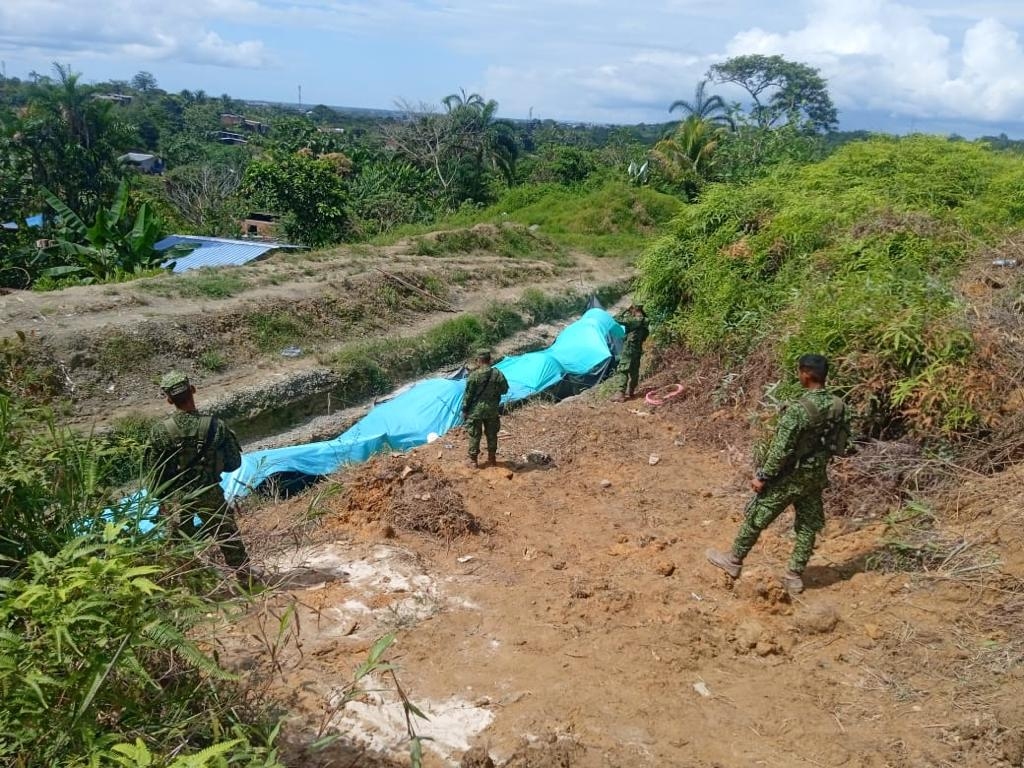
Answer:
[
  {"xmin": 11, "ymin": 63, "xmax": 131, "ymax": 216},
  {"xmin": 130, "ymin": 71, "xmax": 158, "ymax": 94},
  {"xmin": 384, "ymin": 91, "xmax": 518, "ymax": 206},
  {"xmin": 669, "ymin": 80, "xmax": 734, "ymax": 129},
  {"xmin": 708, "ymin": 55, "xmax": 838, "ymax": 133},
  {"xmin": 650, "ymin": 116, "xmax": 724, "ymax": 198}
]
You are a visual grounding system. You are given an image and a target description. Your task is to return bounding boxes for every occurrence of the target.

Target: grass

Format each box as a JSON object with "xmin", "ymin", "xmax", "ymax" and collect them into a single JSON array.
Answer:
[
  {"xmin": 137, "ymin": 269, "xmax": 249, "ymax": 299},
  {"xmin": 379, "ymin": 179, "xmax": 684, "ymax": 259},
  {"xmin": 636, "ymin": 135, "xmax": 1024, "ymax": 441},
  {"xmin": 98, "ymin": 332, "xmax": 154, "ymax": 374},
  {"xmin": 249, "ymin": 311, "xmax": 307, "ymax": 352},
  {"xmin": 198, "ymin": 349, "xmax": 228, "ymax": 372},
  {"xmin": 411, "ymin": 225, "xmax": 573, "ymax": 266}
]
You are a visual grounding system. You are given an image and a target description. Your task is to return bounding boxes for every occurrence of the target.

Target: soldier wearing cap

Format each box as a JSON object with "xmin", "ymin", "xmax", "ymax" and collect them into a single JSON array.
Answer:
[
  {"xmin": 148, "ymin": 371, "xmax": 250, "ymax": 570},
  {"xmin": 461, "ymin": 349, "xmax": 509, "ymax": 468},
  {"xmin": 611, "ymin": 304, "xmax": 649, "ymax": 402}
]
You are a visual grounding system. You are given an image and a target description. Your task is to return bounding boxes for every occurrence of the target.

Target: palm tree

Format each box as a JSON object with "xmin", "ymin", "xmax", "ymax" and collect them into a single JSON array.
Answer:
[
  {"xmin": 19, "ymin": 63, "xmax": 127, "ymax": 215},
  {"xmin": 442, "ymin": 88, "xmax": 486, "ymax": 113},
  {"xmin": 669, "ymin": 80, "xmax": 733, "ymax": 129},
  {"xmin": 444, "ymin": 91, "xmax": 518, "ymax": 188},
  {"xmin": 650, "ymin": 115, "xmax": 724, "ymax": 195}
]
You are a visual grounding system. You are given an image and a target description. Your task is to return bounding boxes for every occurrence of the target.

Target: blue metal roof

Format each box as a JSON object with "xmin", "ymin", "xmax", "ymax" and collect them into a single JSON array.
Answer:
[{"xmin": 155, "ymin": 235, "xmax": 294, "ymax": 273}]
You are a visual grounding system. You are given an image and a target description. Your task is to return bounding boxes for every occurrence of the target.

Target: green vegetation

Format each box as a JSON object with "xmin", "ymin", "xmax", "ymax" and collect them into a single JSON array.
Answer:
[
  {"xmin": 0, "ymin": 341, "xmax": 282, "ymax": 766},
  {"xmin": 248, "ymin": 311, "xmax": 307, "ymax": 352},
  {"xmin": 198, "ymin": 350, "xmax": 228, "ymax": 372},
  {"xmin": 1, "ymin": 63, "xmax": 685, "ymax": 289},
  {"xmin": 392, "ymin": 181, "xmax": 683, "ymax": 258},
  {"xmin": 99, "ymin": 332, "xmax": 155, "ymax": 374},
  {"xmin": 637, "ymin": 135, "xmax": 1024, "ymax": 439},
  {"xmin": 179, "ymin": 271, "xmax": 247, "ymax": 299},
  {"xmin": 412, "ymin": 224, "xmax": 571, "ymax": 264}
]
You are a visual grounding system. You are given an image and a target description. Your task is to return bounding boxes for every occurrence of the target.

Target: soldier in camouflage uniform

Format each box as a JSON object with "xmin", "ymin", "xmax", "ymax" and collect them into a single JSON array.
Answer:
[
  {"xmin": 612, "ymin": 305, "xmax": 649, "ymax": 402},
  {"xmin": 462, "ymin": 350, "xmax": 509, "ymax": 468},
  {"xmin": 148, "ymin": 371, "xmax": 250, "ymax": 569},
  {"xmin": 706, "ymin": 355, "xmax": 849, "ymax": 595}
]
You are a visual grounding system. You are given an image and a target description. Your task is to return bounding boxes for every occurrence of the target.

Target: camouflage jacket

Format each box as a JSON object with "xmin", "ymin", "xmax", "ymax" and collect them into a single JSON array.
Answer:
[
  {"xmin": 617, "ymin": 312, "xmax": 649, "ymax": 360},
  {"xmin": 148, "ymin": 411, "xmax": 242, "ymax": 506},
  {"xmin": 462, "ymin": 364, "xmax": 509, "ymax": 421},
  {"xmin": 759, "ymin": 388, "xmax": 848, "ymax": 484}
]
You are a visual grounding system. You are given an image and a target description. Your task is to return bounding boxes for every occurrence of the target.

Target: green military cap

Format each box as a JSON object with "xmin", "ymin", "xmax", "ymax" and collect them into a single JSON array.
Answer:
[
  {"xmin": 160, "ymin": 370, "xmax": 191, "ymax": 397},
  {"xmin": 475, "ymin": 348, "xmax": 492, "ymax": 360}
]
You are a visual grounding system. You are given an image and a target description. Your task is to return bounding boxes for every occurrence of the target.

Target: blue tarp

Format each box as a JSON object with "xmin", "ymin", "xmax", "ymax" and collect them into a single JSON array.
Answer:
[
  {"xmin": 103, "ymin": 307, "xmax": 623, "ymax": 532},
  {"xmin": 221, "ymin": 307, "xmax": 623, "ymax": 499}
]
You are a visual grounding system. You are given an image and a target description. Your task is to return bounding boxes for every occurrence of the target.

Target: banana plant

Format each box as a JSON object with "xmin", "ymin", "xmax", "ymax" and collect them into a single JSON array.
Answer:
[{"xmin": 40, "ymin": 181, "xmax": 181, "ymax": 284}]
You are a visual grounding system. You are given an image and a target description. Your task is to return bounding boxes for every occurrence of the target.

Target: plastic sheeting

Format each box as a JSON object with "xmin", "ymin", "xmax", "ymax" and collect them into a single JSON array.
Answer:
[{"xmin": 221, "ymin": 307, "xmax": 624, "ymax": 499}]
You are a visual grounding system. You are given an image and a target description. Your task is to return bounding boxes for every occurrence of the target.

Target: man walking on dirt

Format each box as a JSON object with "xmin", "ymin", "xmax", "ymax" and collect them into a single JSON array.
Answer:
[
  {"xmin": 706, "ymin": 355, "xmax": 849, "ymax": 595},
  {"xmin": 612, "ymin": 304, "xmax": 649, "ymax": 402},
  {"xmin": 462, "ymin": 350, "xmax": 509, "ymax": 468},
  {"xmin": 148, "ymin": 371, "xmax": 251, "ymax": 571}
]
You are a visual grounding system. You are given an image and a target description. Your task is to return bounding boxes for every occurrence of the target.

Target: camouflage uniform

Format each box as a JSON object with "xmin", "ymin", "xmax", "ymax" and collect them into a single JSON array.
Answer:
[
  {"xmin": 148, "ymin": 410, "xmax": 249, "ymax": 568},
  {"xmin": 616, "ymin": 311, "xmax": 649, "ymax": 395},
  {"xmin": 462, "ymin": 363, "xmax": 510, "ymax": 460},
  {"xmin": 730, "ymin": 388, "xmax": 848, "ymax": 574}
]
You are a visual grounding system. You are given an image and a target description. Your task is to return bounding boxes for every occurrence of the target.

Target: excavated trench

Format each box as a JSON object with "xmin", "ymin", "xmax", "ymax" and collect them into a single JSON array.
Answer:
[{"xmin": 215, "ymin": 291, "xmax": 631, "ymax": 453}]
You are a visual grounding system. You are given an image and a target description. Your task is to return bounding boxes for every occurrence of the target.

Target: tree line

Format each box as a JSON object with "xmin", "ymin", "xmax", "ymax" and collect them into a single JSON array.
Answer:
[{"xmin": 0, "ymin": 54, "xmax": 883, "ymax": 290}]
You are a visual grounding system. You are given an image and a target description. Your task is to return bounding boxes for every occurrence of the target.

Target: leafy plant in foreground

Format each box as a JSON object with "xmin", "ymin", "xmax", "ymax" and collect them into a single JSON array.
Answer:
[{"xmin": 41, "ymin": 180, "xmax": 177, "ymax": 284}]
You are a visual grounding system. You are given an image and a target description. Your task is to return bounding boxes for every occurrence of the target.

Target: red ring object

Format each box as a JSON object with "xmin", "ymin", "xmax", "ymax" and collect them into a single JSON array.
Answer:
[{"xmin": 645, "ymin": 383, "xmax": 684, "ymax": 406}]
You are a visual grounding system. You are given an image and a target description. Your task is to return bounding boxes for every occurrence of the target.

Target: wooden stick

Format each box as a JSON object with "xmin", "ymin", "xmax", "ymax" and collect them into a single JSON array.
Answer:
[{"xmin": 375, "ymin": 267, "xmax": 457, "ymax": 312}]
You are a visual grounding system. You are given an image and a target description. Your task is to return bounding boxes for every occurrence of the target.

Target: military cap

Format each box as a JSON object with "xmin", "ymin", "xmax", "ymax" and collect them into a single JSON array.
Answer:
[
  {"xmin": 475, "ymin": 348, "xmax": 492, "ymax": 360},
  {"xmin": 160, "ymin": 370, "xmax": 191, "ymax": 397}
]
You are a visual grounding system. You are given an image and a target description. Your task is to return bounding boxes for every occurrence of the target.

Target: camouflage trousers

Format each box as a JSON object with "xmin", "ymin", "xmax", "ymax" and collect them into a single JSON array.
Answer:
[
  {"xmin": 617, "ymin": 353, "xmax": 642, "ymax": 395},
  {"xmin": 731, "ymin": 478, "xmax": 826, "ymax": 574},
  {"xmin": 166, "ymin": 489, "xmax": 250, "ymax": 569},
  {"xmin": 467, "ymin": 415, "xmax": 500, "ymax": 458}
]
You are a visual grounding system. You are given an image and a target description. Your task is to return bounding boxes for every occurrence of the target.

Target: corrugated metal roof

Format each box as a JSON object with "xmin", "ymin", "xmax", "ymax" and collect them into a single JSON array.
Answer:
[{"xmin": 155, "ymin": 235, "xmax": 295, "ymax": 273}]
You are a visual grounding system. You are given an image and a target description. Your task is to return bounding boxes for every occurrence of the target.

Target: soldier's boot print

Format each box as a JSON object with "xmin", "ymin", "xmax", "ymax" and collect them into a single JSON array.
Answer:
[
  {"xmin": 780, "ymin": 570, "xmax": 804, "ymax": 595},
  {"xmin": 706, "ymin": 548, "xmax": 743, "ymax": 578}
]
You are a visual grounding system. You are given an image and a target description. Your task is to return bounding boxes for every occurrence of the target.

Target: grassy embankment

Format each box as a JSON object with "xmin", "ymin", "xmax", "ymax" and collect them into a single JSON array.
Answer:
[
  {"xmin": 380, "ymin": 179, "xmax": 684, "ymax": 259},
  {"xmin": 638, "ymin": 135, "xmax": 1024, "ymax": 447}
]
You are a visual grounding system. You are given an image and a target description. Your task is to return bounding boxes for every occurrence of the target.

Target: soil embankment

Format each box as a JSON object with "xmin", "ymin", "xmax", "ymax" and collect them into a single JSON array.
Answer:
[{"xmin": 0, "ymin": 228, "xmax": 629, "ymax": 438}]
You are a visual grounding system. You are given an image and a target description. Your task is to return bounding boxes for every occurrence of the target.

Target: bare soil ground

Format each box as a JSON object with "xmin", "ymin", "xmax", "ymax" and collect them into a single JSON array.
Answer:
[
  {"xmin": 220, "ymin": 397, "xmax": 1024, "ymax": 768},
  {"xmin": 1, "ymin": 231, "xmax": 628, "ymax": 429}
]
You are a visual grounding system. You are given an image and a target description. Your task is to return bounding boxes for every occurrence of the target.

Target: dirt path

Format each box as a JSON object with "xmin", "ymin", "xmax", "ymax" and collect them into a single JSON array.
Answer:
[{"xmin": 221, "ymin": 399, "xmax": 1024, "ymax": 768}]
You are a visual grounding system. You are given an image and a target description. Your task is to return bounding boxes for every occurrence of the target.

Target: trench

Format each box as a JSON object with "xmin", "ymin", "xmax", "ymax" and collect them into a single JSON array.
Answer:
[{"xmin": 212, "ymin": 284, "xmax": 630, "ymax": 452}]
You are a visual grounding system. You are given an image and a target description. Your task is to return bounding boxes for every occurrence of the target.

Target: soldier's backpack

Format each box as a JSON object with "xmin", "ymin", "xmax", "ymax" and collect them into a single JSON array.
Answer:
[
  {"xmin": 793, "ymin": 395, "xmax": 850, "ymax": 462},
  {"xmin": 160, "ymin": 414, "xmax": 219, "ymax": 485}
]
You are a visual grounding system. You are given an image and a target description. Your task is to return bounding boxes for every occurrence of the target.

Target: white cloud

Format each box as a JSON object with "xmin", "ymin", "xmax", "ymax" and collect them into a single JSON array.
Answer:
[
  {"xmin": 2, "ymin": 0, "xmax": 1024, "ymax": 128},
  {"xmin": 0, "ymin": 0, "xmax": 270, "ymax": 68},
  {"xmin": 725, "ymin": 0, "xmax": 1024, "ymax": 122}
]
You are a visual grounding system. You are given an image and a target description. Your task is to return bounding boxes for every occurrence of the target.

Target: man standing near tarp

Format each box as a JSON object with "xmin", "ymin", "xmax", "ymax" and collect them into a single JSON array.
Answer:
[
  {"xmin": 462, "ymin": 349, "xmax": 509, "ymax": 468},
  {"xmin": 705, "ymin": 355, "xmax": 850, "ymax": 595},
  {"xmin": 148, "ymin": 371, "xmax": 250, "ymax": 572},
  {"xmin": 612, "ymin": 304, "xmax": 649, "ymax": 402}
]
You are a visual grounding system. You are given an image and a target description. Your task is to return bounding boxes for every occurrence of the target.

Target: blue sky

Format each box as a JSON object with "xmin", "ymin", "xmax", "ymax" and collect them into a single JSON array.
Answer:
[{"xmin": 3, "ymin": 0, "xmax": 1024, "ymax": 135}]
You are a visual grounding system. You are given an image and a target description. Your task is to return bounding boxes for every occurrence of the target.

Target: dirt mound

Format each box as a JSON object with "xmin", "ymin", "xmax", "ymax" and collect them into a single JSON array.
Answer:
[{"xmin": 336, "ymin": 455, "xmax": 478, "ymax": 541}]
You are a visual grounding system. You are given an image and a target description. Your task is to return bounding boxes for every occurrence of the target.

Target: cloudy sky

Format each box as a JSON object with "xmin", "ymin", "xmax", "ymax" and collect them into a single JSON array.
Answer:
[{"xmin": 2, "ymin": 0, "xmax": 1024, "ymax": 134}]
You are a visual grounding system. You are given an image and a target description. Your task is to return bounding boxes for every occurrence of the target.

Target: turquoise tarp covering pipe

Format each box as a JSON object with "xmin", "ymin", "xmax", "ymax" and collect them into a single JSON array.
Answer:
[{"xmin": 111, "ymin": 306, "xmax": 624, "ymax": 532}]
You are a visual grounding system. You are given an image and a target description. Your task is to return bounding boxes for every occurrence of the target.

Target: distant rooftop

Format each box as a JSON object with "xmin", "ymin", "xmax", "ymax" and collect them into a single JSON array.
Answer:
[{"xmin": 155, "ymin": 235, "xmax": 301, "ymax": 274}]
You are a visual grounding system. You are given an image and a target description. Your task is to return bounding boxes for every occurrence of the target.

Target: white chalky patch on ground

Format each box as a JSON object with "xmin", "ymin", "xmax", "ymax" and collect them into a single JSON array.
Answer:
[{"xmin": 330, "ymin": 687, "xmax": 494, "ymax": 765}]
